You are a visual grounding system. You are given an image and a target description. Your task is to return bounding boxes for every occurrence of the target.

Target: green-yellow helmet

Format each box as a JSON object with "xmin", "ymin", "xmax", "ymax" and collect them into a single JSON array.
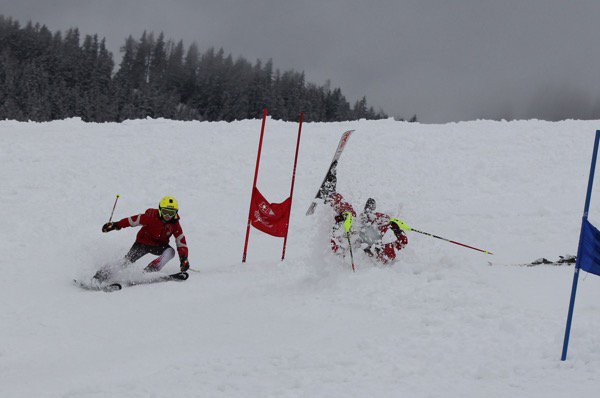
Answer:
[{"xmin": 159, "ymin": 196, "xmax": 179, "ymax": 219}]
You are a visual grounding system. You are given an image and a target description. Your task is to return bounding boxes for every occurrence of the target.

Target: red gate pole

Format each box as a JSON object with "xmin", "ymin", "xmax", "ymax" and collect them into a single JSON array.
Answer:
[
  {"xmin": 242, "ymin": 108, "xmax": 268, "ymax": 262},
  {"xmin": 281, "ymin": 112, "xmax": 304, "ymax": 260}
]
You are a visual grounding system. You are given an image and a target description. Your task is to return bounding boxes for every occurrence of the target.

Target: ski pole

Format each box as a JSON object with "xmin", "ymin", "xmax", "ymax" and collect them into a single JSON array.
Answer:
[
  {"xmin": 346, "ymin": 232, "xmax": 356, "ymax": 272},
  {"xmin": 343, "ymin": 212, "xmax": 356, "ymax": 272},
  {"xmin": 108, "ymin": 194, "xmax": 120, "ymax": 223},
  {"xmin": 390, "ymin": 219, "xmax": 493, "ymax": 255}
]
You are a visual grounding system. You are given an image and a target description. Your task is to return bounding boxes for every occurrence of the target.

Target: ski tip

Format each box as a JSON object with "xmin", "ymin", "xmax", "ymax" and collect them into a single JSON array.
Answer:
[
  {"xmin": 102, "ymin": 283, "xmax": 122, "ymax": 292},
  {"xmin": 170, "ymin": 272, "xmax": 189, "ymax": 281}
]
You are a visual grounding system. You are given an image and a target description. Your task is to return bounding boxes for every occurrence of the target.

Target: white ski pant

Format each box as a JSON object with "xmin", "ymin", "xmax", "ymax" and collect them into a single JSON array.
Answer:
[
  {"xmin": 123, "ymin": 242, "xmax": 176, "ymax": 272},
  {"xmin": 143, "ymin": 246, "xmax": 176, "ymax": 272}
]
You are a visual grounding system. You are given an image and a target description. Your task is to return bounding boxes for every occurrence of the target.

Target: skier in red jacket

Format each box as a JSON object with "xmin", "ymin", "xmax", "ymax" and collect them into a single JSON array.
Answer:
[
  {"xmin": 358, "ymin": 198, "xmax": 408, "ymax": 264},
  {"xmin": 93, "ymin": 196, "xmax": 190, "ymax": 282},
  {"xmin": 327, "ymin": 194, "xmax": 408, "ymax": 263}
]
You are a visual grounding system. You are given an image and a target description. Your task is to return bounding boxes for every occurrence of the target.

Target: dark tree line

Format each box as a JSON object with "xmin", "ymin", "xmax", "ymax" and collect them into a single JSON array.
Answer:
[{"xmin": 0, "ymin": 16, "xmax": 391, "ymax": 122}]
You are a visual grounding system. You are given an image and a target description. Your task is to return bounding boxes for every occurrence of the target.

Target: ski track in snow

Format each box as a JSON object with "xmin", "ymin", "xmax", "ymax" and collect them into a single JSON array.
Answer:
[{"xmin": 1, "ymin": 118, "xmax": 600, "ymax": 397}]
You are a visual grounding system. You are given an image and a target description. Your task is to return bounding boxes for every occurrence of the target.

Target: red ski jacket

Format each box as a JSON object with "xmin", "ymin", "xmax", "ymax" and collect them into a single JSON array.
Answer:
[
  {"xmin": 360, "ymin": 211, "xmax": 408, "ymax": 246},
  {"xmin": 116, "ymin": 209, "xmax": 189, "ymax": 259},
  {"xmin": 359, "ymin": 211, "xmax": 408, "ymax": 263}
]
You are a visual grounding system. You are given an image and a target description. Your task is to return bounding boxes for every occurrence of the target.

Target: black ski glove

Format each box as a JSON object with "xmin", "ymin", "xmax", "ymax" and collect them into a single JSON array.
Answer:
[
  {"xmin": 180, "ymin": 258, "xmax": 190, "ymax": 273},
  {"xmin": 102, "ymin": 222, "xmax": 120, "ymax": 233},
  {"xmin": 389, "ymin": 221, "xmax": 407, "ymax": 241},
  {"xmin": 389, "ymin": 221, "xmax": 401, "ymax": 234}
]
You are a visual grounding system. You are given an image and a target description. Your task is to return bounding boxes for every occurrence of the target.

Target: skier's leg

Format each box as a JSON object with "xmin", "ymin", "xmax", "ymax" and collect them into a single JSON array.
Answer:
[
  {"xmin": 93, "ymin": 243, "xmax": 148, "ymax": 282},
  {"xmin": 331, "ymin": 238, "xmax": 341, "ymax": 253},
  {"xmin": 377, "ymin": 243, "xmax": 397, "ymax": 264},
  {"xmin": 330, "ymin": 223, "xmax": 348, "ymax": 256},
  {"xmin": 144, "ymin": 246, "xmax": 176, "ymax": 272},
  {"xmin": 124, "ymin": 242, "xmax": 150, "ymax": 264}
]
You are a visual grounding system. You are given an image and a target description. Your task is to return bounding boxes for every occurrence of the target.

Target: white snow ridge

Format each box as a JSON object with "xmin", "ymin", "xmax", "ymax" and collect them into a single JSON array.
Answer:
[{"xmin": 2, "ymin": 117, "xmax": 600, "ymax": 397}]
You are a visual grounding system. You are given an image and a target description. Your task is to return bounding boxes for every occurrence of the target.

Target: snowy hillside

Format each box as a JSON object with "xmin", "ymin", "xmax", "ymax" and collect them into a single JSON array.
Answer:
[{"xmin": 2, "ymin": 117, "xmax": 600, "ymax": 397}]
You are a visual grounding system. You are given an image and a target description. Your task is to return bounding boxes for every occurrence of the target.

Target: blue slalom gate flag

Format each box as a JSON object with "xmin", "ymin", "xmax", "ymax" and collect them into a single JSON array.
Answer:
[
  {"xmin": 579, "ymin": 219, "xmax": 600, "ymax": 277},
  {"xmin": 561, "ymin": 130, "xmax": 600, "ymax": 361}
]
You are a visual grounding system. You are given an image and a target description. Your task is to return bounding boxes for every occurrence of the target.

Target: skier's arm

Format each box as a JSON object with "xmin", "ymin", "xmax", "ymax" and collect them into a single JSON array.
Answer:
[
  {"xmin": 173, "ymin": 223, "xmax": 189, "ymax": 272},
  {"xmin": 103, "ymin": 213, "xmax": 148, "ymax": 233},
  {"xmin": 115, "ymin": 210, "xmax": 154, "ymax": 230},
  {"xmin": 389, "ymin": 219, "xmax": 408, "ymax": 245},
  {"xmin": 102, "ymin": 209, "xmax": 154, "ymax": 233}
]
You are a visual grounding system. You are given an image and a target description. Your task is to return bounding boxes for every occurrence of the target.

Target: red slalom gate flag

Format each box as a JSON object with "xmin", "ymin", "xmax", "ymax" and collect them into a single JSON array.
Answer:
[
  {"xmin": 242, "ymin": 109, "xmax": 303, "ymax": 262},
  {"xmin": 249, "ymin": 187, "xmax": 291, "ymax": 238}
]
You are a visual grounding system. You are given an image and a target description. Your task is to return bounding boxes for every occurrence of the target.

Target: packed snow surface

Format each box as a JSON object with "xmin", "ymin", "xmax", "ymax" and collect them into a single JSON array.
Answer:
[{"xmin": 2, "ymin": 117, "xmax": 600, "ymax": 397}]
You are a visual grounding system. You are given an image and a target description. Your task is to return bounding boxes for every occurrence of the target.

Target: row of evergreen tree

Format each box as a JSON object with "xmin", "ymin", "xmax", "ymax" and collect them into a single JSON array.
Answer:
[{"xmin": 0, "ymin": 16, "xmax": 398, "ymax": 122}]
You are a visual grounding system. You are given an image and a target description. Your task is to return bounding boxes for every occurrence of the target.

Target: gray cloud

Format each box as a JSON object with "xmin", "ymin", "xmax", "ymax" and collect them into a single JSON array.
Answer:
[{"xmin": 2, "ymin": 0, "xmax": 600, "ymax": 122}]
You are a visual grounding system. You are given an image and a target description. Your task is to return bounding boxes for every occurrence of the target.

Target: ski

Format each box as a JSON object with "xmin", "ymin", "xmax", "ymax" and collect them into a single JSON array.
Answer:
[
  {"xmin": 74, "ymin": 272, "xmax": 189, "ymax": 292},
  {"xmin": 489, "ymin": 255, "xmax": 576, "ymax": 267},
  {"xmin": 523, "ymin": 255, "xmax": 576, "ymax": 266},
  {"xmin": 306, "ymin": 130, "xmax": 354, "ymax": 215}
]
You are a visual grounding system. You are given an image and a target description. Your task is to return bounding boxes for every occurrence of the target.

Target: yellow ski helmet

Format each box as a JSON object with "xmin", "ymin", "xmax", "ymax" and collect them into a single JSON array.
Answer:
[{"xmin": 158, "ymin": 196, "xmax": 179, "ymax": 219}]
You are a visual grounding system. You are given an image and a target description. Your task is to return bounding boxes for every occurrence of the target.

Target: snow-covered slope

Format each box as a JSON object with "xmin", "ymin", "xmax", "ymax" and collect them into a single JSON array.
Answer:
[{"xmin": 1, "ymin": 118, "xmax": 600, "ymax": 397}]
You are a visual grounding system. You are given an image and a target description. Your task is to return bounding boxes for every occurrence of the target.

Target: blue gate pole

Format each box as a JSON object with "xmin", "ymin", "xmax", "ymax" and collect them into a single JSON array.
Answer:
[{"xmin": 561, "ymin": 130, "xmax": 600, "ymax": 361}]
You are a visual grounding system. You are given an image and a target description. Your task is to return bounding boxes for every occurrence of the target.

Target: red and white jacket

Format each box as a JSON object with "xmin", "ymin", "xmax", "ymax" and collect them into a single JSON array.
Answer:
[
  {"xmin": 116, "ymin": 208, "xmax": 189, "ymax": 259},
  {"xmin": 359, "ymin": 211, "xmax": 408, "ymax": 246},
  {"xmin": 359, "ymin": 210, "xmax": 408, "ymax": 263}
]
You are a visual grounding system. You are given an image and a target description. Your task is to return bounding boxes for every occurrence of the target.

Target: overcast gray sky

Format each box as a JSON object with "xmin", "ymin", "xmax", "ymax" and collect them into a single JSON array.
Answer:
[{"xmin": 2, "ymin": 0, "xmax": 600, "ymax": 122}]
